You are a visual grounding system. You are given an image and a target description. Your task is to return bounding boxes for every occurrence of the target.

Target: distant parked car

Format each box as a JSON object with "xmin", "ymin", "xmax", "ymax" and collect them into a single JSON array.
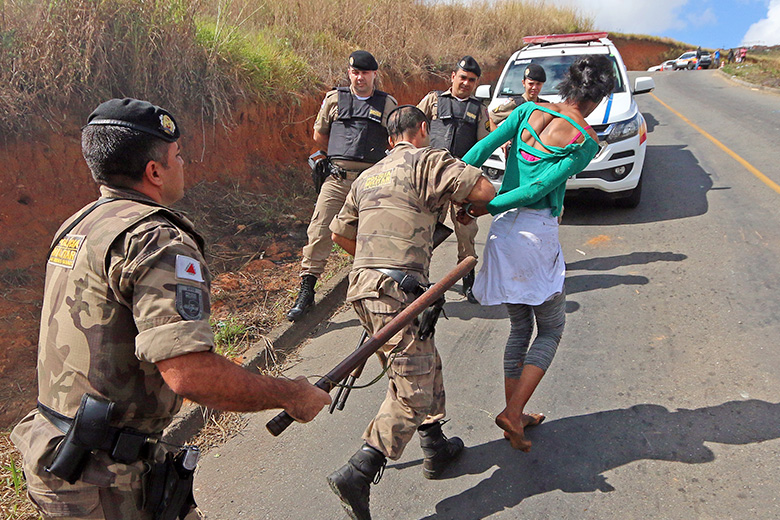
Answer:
[
  {"xmin": 674, "ymin": 51, "xmax": 698, "ymax": 70},
  {"xmin": 648, "ymin": 60, "xmax": 676, "ymax": 71},
  {"xmin": 698, "ymin": 53, "xmax": 712, "ymax": 69}
]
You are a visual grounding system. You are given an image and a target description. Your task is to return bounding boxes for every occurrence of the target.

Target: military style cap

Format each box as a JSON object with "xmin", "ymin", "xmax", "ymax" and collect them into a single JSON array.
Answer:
[
  {"xmin": 457, "ymin": 56, "xmax": 481, "ymax": 77},
  {"xmin": 349, "ymin": 50, "xmax": 378, "ymax": 71},
  {"xmin": 86, "ymin": 98, "xmax": 180, "ymax": 142},
  {"xmin": 524, "ymin": 63, "xmax": 546, "ymax": 82}
]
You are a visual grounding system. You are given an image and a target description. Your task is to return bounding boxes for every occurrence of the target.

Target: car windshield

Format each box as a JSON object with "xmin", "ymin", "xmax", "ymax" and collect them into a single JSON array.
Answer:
[
  {"xmin": 680, "ymin": 52, "xmax": 696, "ymax": 59},
  {"xmin": 497, "ymin": 54, "xmax": 625, "ymax": 97}
]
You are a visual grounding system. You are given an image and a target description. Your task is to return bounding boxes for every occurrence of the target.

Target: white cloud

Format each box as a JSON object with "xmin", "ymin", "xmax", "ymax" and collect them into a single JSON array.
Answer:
[
  {"xmin": 546, "ymin": 0, "xmax": 689, "ymax": 33},
  {"xmin": 689, "ymin": 7, "xmax": 717, "ymax": 28},
  {"xmin": 741, "ymin": 0, "xmax": 780, "ymax": 45}
]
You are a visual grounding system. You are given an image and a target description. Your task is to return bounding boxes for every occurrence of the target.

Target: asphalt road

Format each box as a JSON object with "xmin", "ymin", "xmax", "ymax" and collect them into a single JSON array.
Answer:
[{"xmin": 194, "ymin": 70, "xmax": 780, "ymax": 519}]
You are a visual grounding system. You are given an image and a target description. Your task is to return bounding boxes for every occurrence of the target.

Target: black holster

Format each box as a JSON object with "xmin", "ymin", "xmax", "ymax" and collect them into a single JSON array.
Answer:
[
  {"xmin": 308, "ymin": 151, "xmax": 330, "ymax": 194},
  {"xmin": 45, "ymin": 394, "xmax": 114, "ymax": 484},
  {"xmin": 144, "ymin": 447, "xmax": 199, "ymax": 520},
  {"xmin": 418, "ymin": 294, "xmax": 446, "ymax": 341}
]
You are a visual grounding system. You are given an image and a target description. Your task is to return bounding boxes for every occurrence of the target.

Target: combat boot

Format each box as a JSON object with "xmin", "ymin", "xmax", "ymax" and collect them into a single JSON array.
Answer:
[
  {"xmin": 286, "ymin": 274, "xmax": 316, "ymax": 321},
  {"xmin": 327, "ymin": 444, "xmax": 387, "ymax": 520},
  {"xmin": 418, "ymin": 421, "xmax": 464, "ymax": 479},
  {"xmin": 462, "ymin": 269, "xmax": 478, "ymax": 304}
]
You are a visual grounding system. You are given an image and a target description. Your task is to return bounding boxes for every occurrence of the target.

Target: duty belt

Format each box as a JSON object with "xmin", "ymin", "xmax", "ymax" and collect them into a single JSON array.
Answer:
[
  {"xmin": 373, "ymin": 269, "xmax": 426, "ymax": 296},
  {"xmin": 38, "ymin": 401, "xmax": 159, "ymax": 464}
]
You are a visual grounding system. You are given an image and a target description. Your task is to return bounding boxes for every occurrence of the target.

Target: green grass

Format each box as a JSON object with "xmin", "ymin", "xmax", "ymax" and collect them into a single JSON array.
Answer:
[{"xmin": 212, "ymin": 316, "xmax": 250, "ymax": 359}]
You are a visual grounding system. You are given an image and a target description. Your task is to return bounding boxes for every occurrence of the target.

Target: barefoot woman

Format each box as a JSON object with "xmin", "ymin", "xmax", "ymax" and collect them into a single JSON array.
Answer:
[{"xmin": 460, "ymin": 56, "xmax": 615, "ymax": 451}]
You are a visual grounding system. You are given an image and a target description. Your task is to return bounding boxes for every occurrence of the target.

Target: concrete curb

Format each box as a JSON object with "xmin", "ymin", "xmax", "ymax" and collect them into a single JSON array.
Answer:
[
  {"xmin": 161, "ymin": 265, "xmax": 352, "ymax": 446},
  {"xmin": 717, "ymin": 69, "xmax": 780, "ymax": 95}
]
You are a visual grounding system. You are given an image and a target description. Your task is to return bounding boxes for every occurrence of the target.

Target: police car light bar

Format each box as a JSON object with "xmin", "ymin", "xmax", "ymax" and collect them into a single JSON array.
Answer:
[{"xmin": 523, "ymin": 32, "xmax": 609, "ymax": 45}]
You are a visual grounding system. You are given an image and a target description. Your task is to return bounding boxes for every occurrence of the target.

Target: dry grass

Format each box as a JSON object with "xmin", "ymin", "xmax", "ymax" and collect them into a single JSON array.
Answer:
[
  {"xmin": 1, "ymin": 431, "xmax": 41, "ymax": 520},
  {"xmin": 0, "ymin": 0, "xmax": 592, "ymax": 134}
]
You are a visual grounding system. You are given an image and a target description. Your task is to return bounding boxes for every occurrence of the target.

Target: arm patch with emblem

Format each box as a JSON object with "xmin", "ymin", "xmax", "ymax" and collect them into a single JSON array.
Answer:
[{"xmin": 176, "ymin": 284, "xmax": 204, "ymax": 321}]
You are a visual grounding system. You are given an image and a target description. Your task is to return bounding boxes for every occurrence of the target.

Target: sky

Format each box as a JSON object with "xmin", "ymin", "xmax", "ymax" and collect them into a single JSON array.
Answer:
[{"xmin": 546, "ymin": 0, "xmax": 780, "ymax": 49}]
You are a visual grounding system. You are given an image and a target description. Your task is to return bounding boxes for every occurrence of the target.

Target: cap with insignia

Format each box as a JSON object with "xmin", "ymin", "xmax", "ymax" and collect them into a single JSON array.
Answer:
[
  {"xmin": 348, "ymin": 50, "xmax": 379, "ymax": 71},
  {"xmin": 524, "ymin": 63, "xmax": 547, "ymax": 83},
  {"xmin": 457, "ymin": 55, "xmax": 482, "ymax": 77},
  {"xmin": 86, "ymin": 98, "xmax": 180, "ymax": 142}
]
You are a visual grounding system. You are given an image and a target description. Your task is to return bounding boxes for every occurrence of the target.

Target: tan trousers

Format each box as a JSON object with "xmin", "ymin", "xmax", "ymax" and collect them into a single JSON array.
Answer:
[
  {"xmin": 300, "ymin": 173, "xmax": 358, "ymax": 277},
  {"xmin": 354, "ymin": 296, "xmax": 446, "ymax": 461},
  {"xmin": 440, "ymin": 202, "xmax": 478, "ymax": 263}
]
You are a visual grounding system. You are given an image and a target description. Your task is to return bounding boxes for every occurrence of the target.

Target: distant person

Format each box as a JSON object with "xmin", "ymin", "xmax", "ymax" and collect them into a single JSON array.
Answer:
[
  {"xmin": 460, "ymin": 56, "xmax": 615, "ymax": 452},
  {"xmin": 714, "ymin": 49, "xmax": 721, "ymax": 68},
  {"xmin": 327, "ymin": 105, "xmax": 495, "ymax": 520},
  {"xmin": 739, "ymin": 47, "xmax": 747, "ymax": 63},
  {"xmin": 727, "ymin": 48, "xmax": 735, "ymax": 64},
  {"xmin": 696, "ymin": 46, "xmax": 702, "ymax": 65},
  {"xmin": 287, "ymin": 50, "xmax": 398, "ymax": 321},
  {"xmin": 417, "ymin": 56, "xmax": 490, "ymax": 303},
  {"xmin": 489, "ymin": 63, "xmax": 549, "ymax": 130},
  {"xmin": 11, "ymin": 98, "xmax": 331, "ymax": 519}
]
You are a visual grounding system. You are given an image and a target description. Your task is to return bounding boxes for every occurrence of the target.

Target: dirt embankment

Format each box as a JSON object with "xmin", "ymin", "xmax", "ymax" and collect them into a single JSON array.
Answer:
[{"xmin": 0, "ymin": 37, "xmax": 671, "ymax": 429}]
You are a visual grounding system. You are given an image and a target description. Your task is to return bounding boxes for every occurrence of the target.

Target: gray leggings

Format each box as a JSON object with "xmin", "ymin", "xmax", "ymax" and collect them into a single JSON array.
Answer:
[{"xmin": 504, "ymin": 290, "xmax": 566, "ymax": 377}]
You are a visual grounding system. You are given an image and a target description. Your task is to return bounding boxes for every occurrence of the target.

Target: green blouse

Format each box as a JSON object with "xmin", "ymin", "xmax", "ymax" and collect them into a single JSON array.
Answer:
[{"xmin": 462, "ymin": 102, "xmax": 599, "ymax": 216}]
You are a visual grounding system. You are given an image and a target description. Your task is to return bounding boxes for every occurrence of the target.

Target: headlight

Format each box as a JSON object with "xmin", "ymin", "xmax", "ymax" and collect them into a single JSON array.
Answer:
[{"xmin": 606, "ymin": 113, "xmax": 641, "ymax": 143}]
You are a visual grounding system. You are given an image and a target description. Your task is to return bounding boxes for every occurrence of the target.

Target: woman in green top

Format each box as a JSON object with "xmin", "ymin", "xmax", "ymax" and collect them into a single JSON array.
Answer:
[{"xmin": 459, "ymin": 55, "xmax": 615, "ymax": 451}]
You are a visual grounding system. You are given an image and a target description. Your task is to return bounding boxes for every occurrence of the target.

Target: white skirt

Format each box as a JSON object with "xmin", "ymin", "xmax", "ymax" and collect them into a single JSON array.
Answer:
[{"xmin": 473, "ymin": 207, "xmax": 565, "ymax": 306}]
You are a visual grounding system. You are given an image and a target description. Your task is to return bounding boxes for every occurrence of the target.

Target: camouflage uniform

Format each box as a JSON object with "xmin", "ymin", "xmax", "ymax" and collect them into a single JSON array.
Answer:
[
  {"xmin": 330, "ymin": 142, "xmax": 483, "ymax": 459},
  {"xmin": 417, "ymin": 89, "xmax": 489, "ymax": 263},
  {"xmin": 11, "ymin": 186, "xmax": 212, "ymax": 519},
  {"xmin": 301, "ymin": 89, "xmax": 398, "ymax": 277}
]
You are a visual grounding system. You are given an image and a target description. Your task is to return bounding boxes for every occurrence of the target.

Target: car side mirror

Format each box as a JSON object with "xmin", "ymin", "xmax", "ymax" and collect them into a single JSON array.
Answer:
[
  {"xmin": 633, "ymin": 77, "xmax": 655, "ymax": 95},
  {"xmin": 475, "ymin": 84, "xmax": 491, "ymax": 100}
]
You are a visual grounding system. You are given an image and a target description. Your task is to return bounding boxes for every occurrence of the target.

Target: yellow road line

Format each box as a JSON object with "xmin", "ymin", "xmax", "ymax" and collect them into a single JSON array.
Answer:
[{"xmin": 650, "ymin": 92, "xmax": 780, "ymax": 195}]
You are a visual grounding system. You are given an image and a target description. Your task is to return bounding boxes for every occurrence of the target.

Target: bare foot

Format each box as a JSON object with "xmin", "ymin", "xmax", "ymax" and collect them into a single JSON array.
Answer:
[
  {"xmin": 496, "ymin": 410, "xmax": 532, "ymax": 452},
  {"xmin": 498, "ymin": 412, "xmax": 545, "ymax": 450}
]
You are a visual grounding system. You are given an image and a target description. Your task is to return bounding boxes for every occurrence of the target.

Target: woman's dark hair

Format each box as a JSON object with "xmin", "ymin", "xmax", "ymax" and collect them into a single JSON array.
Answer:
[
  {"xmin": 557, "ymin": 55, "xmax": 615, "ymax": 104},
  {"xmin": 386, "ymin": 105, "xmax": 428, "ymax": 139},
  {"xmin": 81, "ymin": 125, "xmax": 169, "ymax": 186}
]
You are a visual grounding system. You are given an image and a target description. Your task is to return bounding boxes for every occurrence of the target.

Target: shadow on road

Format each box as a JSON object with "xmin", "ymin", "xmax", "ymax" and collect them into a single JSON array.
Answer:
[
  {"xmin": 563, "ymin": 143, "xmax": 713, "ymax": 225},
  {"xmin": 395, "ymin": 399, "xmax": 780, "ymax": 520}
]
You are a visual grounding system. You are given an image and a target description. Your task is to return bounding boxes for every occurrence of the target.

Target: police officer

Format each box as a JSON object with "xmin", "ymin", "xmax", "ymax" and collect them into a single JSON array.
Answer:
[
  {"xmin": 287, "ymin": 50, "xmax": 398, "ymax": 321},
  {"xmin": 11, "ymin": 98, "xmax": 330, "ymax": 519},
  {"xmin": 488, "ymin": 63, "xmax": 549, "ymax": 129},
  {"xmin": 327, "ymin": 106, "xmax": 495, "ymax": 520},
  {"xmin": 417, "ymin": 56, "xmax": 489, "ymax": 304}
]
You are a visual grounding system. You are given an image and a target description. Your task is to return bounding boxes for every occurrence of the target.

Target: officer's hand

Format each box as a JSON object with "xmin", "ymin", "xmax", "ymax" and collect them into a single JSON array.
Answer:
[
  {"xmin": 285, "ymin": 376, "xmax": 331, "ymax": 423},
  {"xmin": 455, "ymin": 208, "xmax": 473, "ymax": 225}
]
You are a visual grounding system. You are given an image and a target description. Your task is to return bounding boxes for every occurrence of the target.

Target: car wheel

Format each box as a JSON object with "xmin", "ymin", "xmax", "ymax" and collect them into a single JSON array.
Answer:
[
  {"xmin": 614, "ymin": 177, "xmax": 642, "ymax": 208},
  {"xmin": 687, "ymin": 63, "xmax": 695, "ymax": 70}
]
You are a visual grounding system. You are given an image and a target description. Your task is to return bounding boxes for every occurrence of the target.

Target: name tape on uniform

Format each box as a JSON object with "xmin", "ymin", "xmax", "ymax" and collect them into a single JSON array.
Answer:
[
  {"xmin": 176, "ymin": 255, "xmax": 204, "ymax": 282},
  {"xmin": 48, "ymin": 234, "xmax": 86, "ymax": 269}
]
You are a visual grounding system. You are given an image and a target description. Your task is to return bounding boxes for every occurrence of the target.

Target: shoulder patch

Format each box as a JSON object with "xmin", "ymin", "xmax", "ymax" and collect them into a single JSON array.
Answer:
[
  {"xmin": 176, "ymin": 284, "xmax": 204, "ymax": 321},
  {"xmin": 48, "ymin": 234, "xmax": 86, "ymax": 269},
  {"xmin": 176, "ymin": 255, "xmax": 204, "ymax": 282}
]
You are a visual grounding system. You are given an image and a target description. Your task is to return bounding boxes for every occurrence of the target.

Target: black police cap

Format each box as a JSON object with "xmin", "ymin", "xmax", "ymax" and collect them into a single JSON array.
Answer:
[
  {"xmin": 348, "ymin": 50, "xmax": 378, "ymax": 71},
  {"xmin": 524, "ymin": 64, "xmax": 547, "ymax": 83},
  {"xmin": 86, "ymin": 98, "xmax": 180, "ymax": 142},
  {"xmin": 457, "ymin": 56, "xmax": 481, "ymax": 77}
]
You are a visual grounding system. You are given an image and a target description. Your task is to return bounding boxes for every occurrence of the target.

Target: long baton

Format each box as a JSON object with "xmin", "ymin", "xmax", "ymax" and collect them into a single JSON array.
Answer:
[{"xmin": 266, "ymin": 256, "xmax": 477, "ymax": 436}]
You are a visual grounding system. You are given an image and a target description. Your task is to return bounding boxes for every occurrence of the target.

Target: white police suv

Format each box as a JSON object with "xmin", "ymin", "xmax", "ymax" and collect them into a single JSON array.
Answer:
[{"xmin": 476, "ymin": 32, "xmax": 655, "ymax": 208}]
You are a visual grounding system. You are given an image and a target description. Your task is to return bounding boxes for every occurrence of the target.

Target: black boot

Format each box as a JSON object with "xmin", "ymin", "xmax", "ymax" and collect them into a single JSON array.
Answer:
[
  {"xmin": 327, "ymin": 444, "xmax": 387, "ymax": 520},
  {"xmin": 286, "ymin": 274, "xmax": 316, "ymax": 321},
  {"xmin": 462, "ymin": 269, "xmax": 478, "ymax": 304},
  {"xmin": 418, "ymin": 421, "xmax": 464, "ymax": 480}
]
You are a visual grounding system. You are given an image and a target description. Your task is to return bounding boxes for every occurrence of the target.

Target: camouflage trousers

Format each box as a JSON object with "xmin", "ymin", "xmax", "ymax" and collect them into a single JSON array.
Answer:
[
  {"xmin": 301, "ymin": 172, "xmax": 359, "ymax": 277},
  {"xmin": 439, "ymin": 202, "xmax": 478, "ymax": 263},
  {"xmin": 354, "ymin": 296, "xmax": 446, "ymax": 461}
]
